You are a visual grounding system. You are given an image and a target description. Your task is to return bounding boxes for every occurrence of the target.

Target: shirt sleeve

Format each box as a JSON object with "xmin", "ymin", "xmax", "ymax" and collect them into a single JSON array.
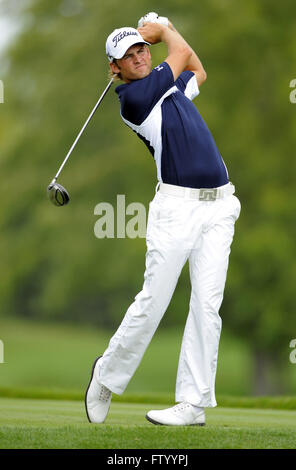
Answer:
[
  {"xmin": 175, "ymin": 71, "xmax": 200, "ymax": 101},
  {"xmin": 120, "ymin": 62, "xmax": 175, "ymax": 125}
]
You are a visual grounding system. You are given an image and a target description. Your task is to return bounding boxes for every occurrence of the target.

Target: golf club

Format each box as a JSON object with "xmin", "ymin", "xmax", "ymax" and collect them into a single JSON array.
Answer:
[{"xmin": 47, "ymin": 78, "xmax": 114, "ymax": 206}]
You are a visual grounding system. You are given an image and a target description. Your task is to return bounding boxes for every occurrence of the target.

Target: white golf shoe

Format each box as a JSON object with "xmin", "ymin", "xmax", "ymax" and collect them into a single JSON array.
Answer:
[
  {"xmin": 85, "ymin": 356, "xmax": 112, "ymax": 423},
  {"xmin": 146, "ymin": 402, "xmax": 205, "ymax": 426}
]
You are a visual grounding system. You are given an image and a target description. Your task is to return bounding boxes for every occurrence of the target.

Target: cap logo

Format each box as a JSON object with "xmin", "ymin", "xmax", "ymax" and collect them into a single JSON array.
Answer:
[{"xmin": 112, "ymin": 30, "xmax": 138, "ymax": 48}]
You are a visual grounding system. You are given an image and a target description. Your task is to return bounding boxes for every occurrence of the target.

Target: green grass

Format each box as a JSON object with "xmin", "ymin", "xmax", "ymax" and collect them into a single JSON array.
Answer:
[
  {"xmin": 1, "ymin": 317, "xmax": 296, "ymax": 449},
  {"xmin": 0, "ymin": 316, "xmax": 253, "ymax": 395},
  {"xmin": 0, "ymin": 397, "xmax": 296, "ymax": 449},
  {"xmin": 2, "ymin": 316, "xmax": 296, "ymax": 398},
  {"xmin": 1, "ymin": 386, "xmax": 296, "ymax": 411}
]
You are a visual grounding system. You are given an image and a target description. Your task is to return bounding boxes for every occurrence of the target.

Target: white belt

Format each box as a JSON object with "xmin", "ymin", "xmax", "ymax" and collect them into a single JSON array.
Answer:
[{"xmin": 158, "ymin": 182, "xmax": 235, "ymax": 201}]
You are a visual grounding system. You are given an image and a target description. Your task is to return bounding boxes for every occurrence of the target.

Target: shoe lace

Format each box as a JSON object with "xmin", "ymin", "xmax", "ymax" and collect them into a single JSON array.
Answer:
[
  {"xmin": 172, "ymin": 403, "xmax": 191, "ymax": 413},
  {"xmin": 99, "ymin": 384, "xmax": 111, "ymax": 403}
]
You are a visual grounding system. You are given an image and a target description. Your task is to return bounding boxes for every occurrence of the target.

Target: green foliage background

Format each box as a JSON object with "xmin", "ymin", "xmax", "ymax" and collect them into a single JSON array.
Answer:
[{"xmin": 0, "ymin": 0, "xmax": 295, "ymax": 393}]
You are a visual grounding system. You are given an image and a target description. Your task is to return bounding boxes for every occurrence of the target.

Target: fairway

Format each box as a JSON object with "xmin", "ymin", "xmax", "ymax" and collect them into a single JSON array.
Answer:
[{"xmin": 0, "ymin": 397, "xmax": 296, "ymax": 449}]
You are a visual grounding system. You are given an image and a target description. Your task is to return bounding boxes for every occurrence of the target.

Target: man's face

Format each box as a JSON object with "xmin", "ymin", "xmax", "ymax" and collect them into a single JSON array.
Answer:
[{"xmin": 110, "ymin": 44, "xmax": 152, "ymax": 83}]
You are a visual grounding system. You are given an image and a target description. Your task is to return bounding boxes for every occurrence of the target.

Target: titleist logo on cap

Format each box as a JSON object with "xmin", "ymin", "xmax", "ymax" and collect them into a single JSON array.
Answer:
[{"xmin": 112, "ymin": 30, "xmax": 138, "ymax": 48}]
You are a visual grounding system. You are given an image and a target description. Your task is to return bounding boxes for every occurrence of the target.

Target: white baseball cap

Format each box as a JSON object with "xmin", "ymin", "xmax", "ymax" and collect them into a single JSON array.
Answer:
[{"xmin": 106, "ymin": 27, "xmax": 150, "ymax": 62}]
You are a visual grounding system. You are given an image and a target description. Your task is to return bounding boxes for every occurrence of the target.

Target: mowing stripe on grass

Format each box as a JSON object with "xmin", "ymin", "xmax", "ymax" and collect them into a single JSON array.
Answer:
[
  {"xmin": 0, "ymin": 387, "xmax": 296, "ymax": 410},
  {"xmin": 0, "ymin": 397, "xmax": 296, "ymax": 449}
]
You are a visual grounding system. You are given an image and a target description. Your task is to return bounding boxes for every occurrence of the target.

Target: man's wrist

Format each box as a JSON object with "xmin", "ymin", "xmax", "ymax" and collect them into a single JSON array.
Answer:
[
  {"xmin": 159, "ymin": 24, "xmax": 181, "ymax": 45},
  {"xmin": 158, "ymin": 23, "xmax": 170, "ymax": 41},
  {"xmin": 168, "ymin": 21, "xmax": 176, "ymax": 32}
]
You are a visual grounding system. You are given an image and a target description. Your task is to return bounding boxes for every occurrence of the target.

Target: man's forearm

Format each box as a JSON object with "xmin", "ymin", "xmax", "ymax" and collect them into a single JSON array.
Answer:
[
  {"xmin": 168, "ymin": 22, "xmax": 206, "ymax": 84},
  {"xmin": 138, "ymin": 23, "xmax": 193, "ymax": 80},
  {"xmin": 159, "ymin": 24, "xmax": 192, "ymax": 60}
]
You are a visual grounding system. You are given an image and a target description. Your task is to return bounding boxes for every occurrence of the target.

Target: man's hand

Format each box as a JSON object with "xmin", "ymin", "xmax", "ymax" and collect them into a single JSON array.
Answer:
[
  {"xmin": 137, "ymin": 23, "xmax": 166, "ymax": 45},
  {"xmin": 139, "ymin": 23, "xmax": 192, "ymax": 81},
  {"xmin": 138, "ymin": 12, "xmax": 169, "ymax": 28},
  {"xmin": 138, "ymin": 15, "xmax": 207, "ymax": 86}
]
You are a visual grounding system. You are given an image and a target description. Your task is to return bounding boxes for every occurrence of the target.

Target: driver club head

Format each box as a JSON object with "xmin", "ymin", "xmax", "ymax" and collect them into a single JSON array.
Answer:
[{"xmin": 47, "ymin": 182, "xmax": 70, "ymax": 207}]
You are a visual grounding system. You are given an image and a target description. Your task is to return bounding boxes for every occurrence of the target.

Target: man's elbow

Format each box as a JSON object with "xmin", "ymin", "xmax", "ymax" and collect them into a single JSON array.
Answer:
[
  {"xmin": 181, "ymin": 45, "xmax": 193, "ymax": 64},
  {"xmin": 197, "ymin": 69, "xmax": 207, "ymax": 86}
]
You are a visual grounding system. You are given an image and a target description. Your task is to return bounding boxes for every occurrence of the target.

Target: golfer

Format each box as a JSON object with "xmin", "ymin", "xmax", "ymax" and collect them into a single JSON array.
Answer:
[{"xmin": 85, "ymin": 13, "xmax": 241, "ymax": 426}]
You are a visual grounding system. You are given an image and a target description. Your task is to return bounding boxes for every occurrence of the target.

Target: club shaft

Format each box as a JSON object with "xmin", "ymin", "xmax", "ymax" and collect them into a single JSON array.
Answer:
[{"xmin": 53, "ymin": 78, "xmax": 114, "ymax": 182}]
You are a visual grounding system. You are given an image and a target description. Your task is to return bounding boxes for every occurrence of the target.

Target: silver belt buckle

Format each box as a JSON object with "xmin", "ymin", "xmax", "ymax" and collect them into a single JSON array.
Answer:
[{"xmin": 198, "ymin": 188, "xmax": 218, "ymax": 201}]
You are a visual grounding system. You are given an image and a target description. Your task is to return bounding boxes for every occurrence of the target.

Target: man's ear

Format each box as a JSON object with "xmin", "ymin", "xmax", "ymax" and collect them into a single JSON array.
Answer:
[{"xmin": 110, "ymin": 61, "xmax": 120, "ymax": 75}]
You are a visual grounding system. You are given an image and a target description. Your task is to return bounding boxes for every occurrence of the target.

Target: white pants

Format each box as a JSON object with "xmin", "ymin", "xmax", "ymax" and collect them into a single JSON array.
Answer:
[{"xmin": 98, "ymin": 186, "xmax": 241, "ymax": 407}]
